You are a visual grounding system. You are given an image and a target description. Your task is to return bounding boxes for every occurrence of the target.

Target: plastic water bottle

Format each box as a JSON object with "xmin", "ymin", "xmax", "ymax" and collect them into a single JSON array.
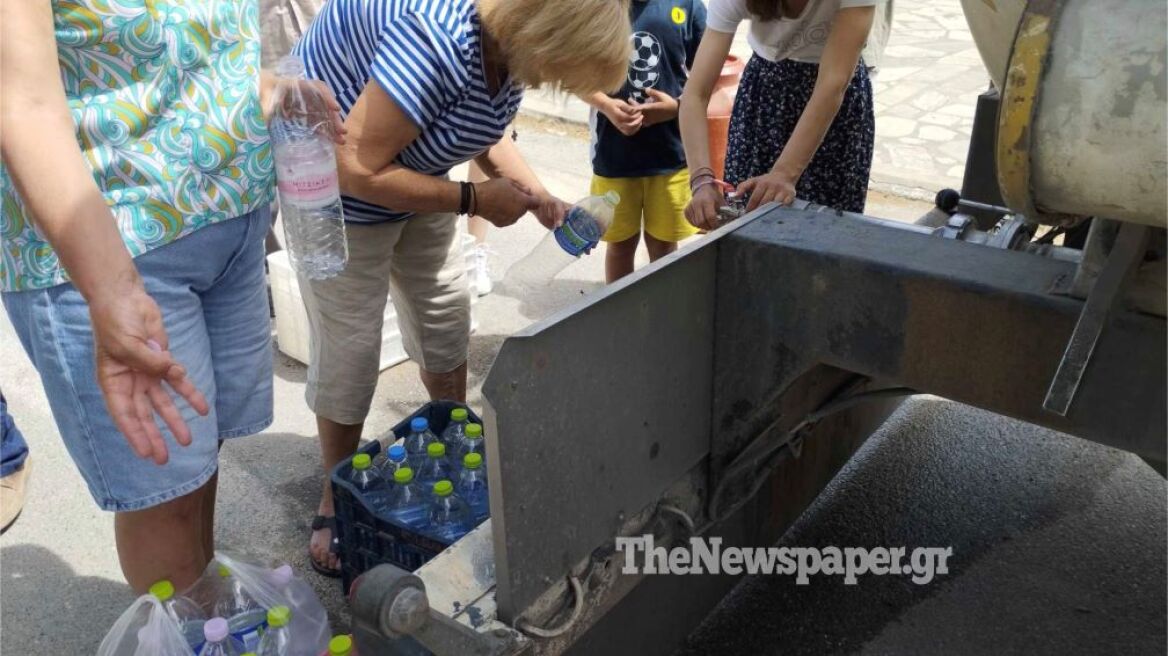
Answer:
[
  {"xmin": 349, "ymin": 453, "xmax": 390, "ymax": 511},
  {"xmin": 427, "ymin": 480, "xmax": 472, "ymax": 542},
  {"xmin": 418, "ymin": 442, "xmax": 454, "ymax": 490},
  {"xmin": 440, "ymin": 407, "xmax": 470, "ymax": 451},
  {"xmin": 256, "ymin": 606, "xmax": 292, "ymax": 656},
  {"xmin": 403, "ymin": 417, "xmax": 438, "ymax": 471},
  {"xmin": 269, "ymin": 56, "xmax": 347, "ymax": 281},
  {"xmin": 379, "ymin": 444, "xmax": 408, "ymax": 478},
  {"xmin": 150, "ymin": 579, "xmax": 207, "ymax": 651},
  {"xmin": 212, "ymin": 565, "xmax": 267, "ymax": 651},
  {"xmin": 200, "ymin": 617, "xmax": 245, "ymax": 656},
  {"xmin": 453, "ymin": 422, "xmax": 485, "ymax": 467},
  {"xmin": 386, "ymin": 467, "xmax": 428, "ymax": 530},
  {"xmin": 505, "ymin": 191, "xmax": 620, "ymax": 287},
  {"xmin": 456, "ymin": 453, "xmax": 489, "ymax": 524},
  {"xmin": 266, "ymin": 564, "xmax": 330, "ymax": 652}
]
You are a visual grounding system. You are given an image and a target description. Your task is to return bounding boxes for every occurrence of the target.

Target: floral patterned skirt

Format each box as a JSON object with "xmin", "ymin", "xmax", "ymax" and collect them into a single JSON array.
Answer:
[{"xmin": 724, "ymin": 55, "xmax": 875, "ymax": 213}]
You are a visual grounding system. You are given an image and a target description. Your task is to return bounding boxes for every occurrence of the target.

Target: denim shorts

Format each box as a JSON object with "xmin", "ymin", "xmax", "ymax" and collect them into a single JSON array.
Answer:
[{"xmin": 2, "ymin": 208, "xmax": 273, "ymax": 511}]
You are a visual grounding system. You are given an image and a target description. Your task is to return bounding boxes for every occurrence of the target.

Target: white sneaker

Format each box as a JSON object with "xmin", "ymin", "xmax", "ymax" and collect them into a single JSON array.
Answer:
[{"xmin": 471, "ymin": 244, "xmax": 493, "ymax": 296}]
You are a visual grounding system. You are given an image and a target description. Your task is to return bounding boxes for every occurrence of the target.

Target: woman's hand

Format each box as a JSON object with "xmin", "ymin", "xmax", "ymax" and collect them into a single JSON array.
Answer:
[
  {"xmin": 635, "ymin": 89, "xmax": 679, "ymax": 127},
  {"xmin": 533, "ymin": 193, "xmax": 570, "ymax": 229},
  {"xmin": 475, "ymin": 177, "xmax": 539, "ymax": 228},
  {"xmin": 599, "ymin": 97, "xmax": 643, "ymax": 136},
  {"xmin": 260, "ymin": 71, "xmax": 347, "ymax": 145},
  {"xmin": 684, "ymin": 182, "xmax": 724, "ymax": 231},
  {"xmin": 88, "ymin": 277, "xmax": 210, "ymax": 465},
  {"xmin": 737, "ymin": 169, "xmax": 798, "ymax": 212}
]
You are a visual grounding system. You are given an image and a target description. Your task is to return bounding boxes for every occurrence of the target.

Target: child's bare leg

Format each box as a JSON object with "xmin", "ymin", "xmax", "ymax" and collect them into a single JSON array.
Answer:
[
  {"xmin": 605, "ymin": 233, "xmax": 641, "ymax": 283},
  {"xmin": 644, "ymin": 232, "xmax": 679, "ymax": 262},
  {"xmin": 467, "ymin": 162, "xmax": 491, "ymax": 244}
]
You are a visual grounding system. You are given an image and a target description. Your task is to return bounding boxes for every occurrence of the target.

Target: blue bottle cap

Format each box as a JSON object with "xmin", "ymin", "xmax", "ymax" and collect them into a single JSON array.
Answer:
[
  {"xmin": 410, "ymin": 417, "xmax": 429, "ymax": 432},
  {"xmin": 388, "ymin": 445, "xmax": 406, "ymax": 461}
]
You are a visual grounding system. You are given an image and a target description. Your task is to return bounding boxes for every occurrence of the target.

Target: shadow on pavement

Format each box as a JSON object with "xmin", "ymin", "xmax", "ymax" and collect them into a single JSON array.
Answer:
[
  {"xmin": 1, "ymin": 543, "xmax": 133, "ymax": 652},
  {"xmin": 493, "ymin": 277, "xmax": 605, "ymax": 322}
]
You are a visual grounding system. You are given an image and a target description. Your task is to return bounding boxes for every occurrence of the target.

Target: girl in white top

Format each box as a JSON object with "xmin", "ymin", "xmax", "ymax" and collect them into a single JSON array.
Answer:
[{"xmin": 680, "ymin": 0, "xmax": 885, "ymax": 226}]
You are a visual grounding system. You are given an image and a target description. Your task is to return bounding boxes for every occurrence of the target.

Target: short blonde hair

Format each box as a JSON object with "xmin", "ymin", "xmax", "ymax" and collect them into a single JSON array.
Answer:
[{"xmin": 488, "ymin": 0, "xmax": 631, "ymax": 96}]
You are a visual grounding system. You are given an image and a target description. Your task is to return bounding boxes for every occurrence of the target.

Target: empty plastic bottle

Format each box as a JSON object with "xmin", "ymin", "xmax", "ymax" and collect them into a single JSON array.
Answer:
[
  {"xmin": 454, "ymin": 422, "xmax": 485, "ymax": 466},
  {"xmin": 440, "ymin": 408, "xmax": 470, "ymax": 451},
  {"xmin": 380, "ymin": 444, "xmax": 408, "ymax": 478},
  {"xmin": 256, "ymin": 606, "xmax": 292, "ymax": 656},
  {"xmin": 417, "ymin": 442, "xmax": 454, "ymax": 490},
  {"xmin": 200, "ymin": 617, "xmax": 245, "ymax": 656},
  {"xmin": 403, "ymin": 417, "xmax": 438, "ymax": 470},
  {"xmin": 505, "ymin": 191, "xmax": 619, "ymax": 288},
  {"xmin": 427, "ymin": 480, "xmax": 472, "ymax": 542},
  {"xmin": 456, "ymin": 453, "xmax": 489, "ymax": 524},
  {"xmin": 269, "ymin": 56, "xmax": 347, "ymax": 281},
  {"xmin": 386, "ymin": 467, "xmax": 428, "ymax": 530},
  {"xmin": 212, "ymin": 565, "xmax": 267, "ymax": 651},
  {"xmin": 150, "ymin": 579, "xmax": 207, "ymax": 651}
]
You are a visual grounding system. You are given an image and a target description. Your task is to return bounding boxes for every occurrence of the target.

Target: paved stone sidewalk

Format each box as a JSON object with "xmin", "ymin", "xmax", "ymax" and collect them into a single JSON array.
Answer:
[{"xmin": 522, "ymin": 0, "xmax": 990, "ymax": 199}]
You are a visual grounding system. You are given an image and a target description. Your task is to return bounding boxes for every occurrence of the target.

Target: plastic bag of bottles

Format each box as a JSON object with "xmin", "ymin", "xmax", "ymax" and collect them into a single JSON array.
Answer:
[
  {"xmin": 97, "ymin": 594, "xmax": 194, "ymax": 656},
  {"xmin": 191, "ymin": 551, "xmax": 331, "ymax": 656}
]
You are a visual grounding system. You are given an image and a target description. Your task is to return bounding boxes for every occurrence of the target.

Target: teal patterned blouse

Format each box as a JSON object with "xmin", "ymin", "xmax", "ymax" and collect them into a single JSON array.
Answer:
[{"xmin": 0, "ymin": 0, "xmax": 274, "ymax": 292}]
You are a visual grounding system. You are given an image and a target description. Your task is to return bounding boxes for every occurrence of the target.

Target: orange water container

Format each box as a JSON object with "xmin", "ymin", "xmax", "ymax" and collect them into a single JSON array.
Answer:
[{"xmin": 707, "ymin": 55, "xmax": 745, "ymax": 181}]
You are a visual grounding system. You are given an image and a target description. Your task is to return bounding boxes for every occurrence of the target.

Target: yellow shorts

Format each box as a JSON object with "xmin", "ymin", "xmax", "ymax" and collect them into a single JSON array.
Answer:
[{"xmin": 591, "ymin": 169, "xmax": 700, "ymax": 244}]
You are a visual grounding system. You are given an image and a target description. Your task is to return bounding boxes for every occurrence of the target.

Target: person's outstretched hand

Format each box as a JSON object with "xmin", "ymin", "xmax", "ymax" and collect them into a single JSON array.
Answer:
[{"xmin": 89, "ymin": 278, "xmax": 209, "ymax": 465}]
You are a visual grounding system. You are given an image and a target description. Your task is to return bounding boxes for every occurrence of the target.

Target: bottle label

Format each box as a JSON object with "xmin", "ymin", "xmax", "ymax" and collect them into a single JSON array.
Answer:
[
  {"xmin": 277, "ymin": 170, "xmax": 340, "ymax": 210},
  {"xmin": 553, "ymin": 217, "xmax": 597, "ymax": 257},
  {"xmin": 235, "ymin": 624, "xmax": 265, "ymax": 651}
]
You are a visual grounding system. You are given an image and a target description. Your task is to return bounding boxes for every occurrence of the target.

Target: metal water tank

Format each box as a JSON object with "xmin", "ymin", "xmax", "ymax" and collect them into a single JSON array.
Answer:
[{"xmin": 961, "ymin": 0, "xmax": 1167, "ymax": 227}]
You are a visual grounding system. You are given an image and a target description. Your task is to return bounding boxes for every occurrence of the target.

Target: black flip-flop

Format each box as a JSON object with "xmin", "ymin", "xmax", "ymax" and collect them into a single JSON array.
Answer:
[{"xmin": 308, "ymin": 515, "xmax": 342, "ymax": 578}]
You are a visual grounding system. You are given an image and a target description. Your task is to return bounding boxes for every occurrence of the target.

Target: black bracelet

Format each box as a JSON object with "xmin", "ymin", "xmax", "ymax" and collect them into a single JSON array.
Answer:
[
  {"xmin": 459, "ymin": 181, "xmax": 471, "ymax": 215},
  {"xmin": 468, "ymin": 182, "xmax": 478, "ymax": 216}
]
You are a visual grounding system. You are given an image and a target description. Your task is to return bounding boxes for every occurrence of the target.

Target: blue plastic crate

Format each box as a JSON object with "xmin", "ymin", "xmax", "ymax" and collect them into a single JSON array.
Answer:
[{"xmin": 332, "ymin": 401, "xmax": 487, "ymax": 592}]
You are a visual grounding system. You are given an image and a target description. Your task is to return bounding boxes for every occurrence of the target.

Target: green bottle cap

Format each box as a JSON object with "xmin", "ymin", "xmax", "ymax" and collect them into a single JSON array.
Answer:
[
  {"xmin": 603, "ymin": 190, "xmax": 621, "ymax": 206},
  {"xmin": 465, "ymin": 423, "xmax": 483, "ymax": 439},
  {"xmin": 267, "ymin": 605, "xmax": 291, "ymax": 628},
  {"xmin": 463, "ymin": 453, "xmax": 483, "ymax": 469},
  {"xmin": 450, "ymin": 408, "xmax": 468, "ymax": 422},
  {"xmin": 148, "ymin": 580, "xmax": 174, "ymax": 601},
  {"xmin": 427, "ymin": 442, "xmax": 446, "ymax": 458},
  {"xmin": 433, "ymin": 480, "xmax": 453, "ymax": 497},
  {"xmin": 352, "ymin": 453, "xmax": 372, "ymax": 470},
  {"xmin": 394, "ymin": 467, "xmax": 414, "ymax": 484},
  {"xmin": 217, "ymin": 564, "xmax": 231, "ymax": 578},
  {"xmin": 328, "ymin": 635, "xmax": 354, "ymax": 655}
]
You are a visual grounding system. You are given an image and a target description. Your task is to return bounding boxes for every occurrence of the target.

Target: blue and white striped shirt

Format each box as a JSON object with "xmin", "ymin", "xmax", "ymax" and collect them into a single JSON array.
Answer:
[{"xmin": 294, "ymin": 0, "xmax": 524, "ymax": 223}]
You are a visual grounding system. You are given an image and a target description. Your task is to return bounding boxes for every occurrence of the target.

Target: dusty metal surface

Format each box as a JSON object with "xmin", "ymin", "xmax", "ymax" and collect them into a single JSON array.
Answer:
[
  {"xmin": 996, "ymin": 0, "xmax": 1167, "ymax": 227},
  {"xmin": 481, "ymin": 221, "xmax": 733, "ymax": 621},
  {"xmin": 714, "ymin": 206, "xmax": 1165, "ymax": 466},
  {"xmin": 413, "ymin": 520, "xmax": 497, "ymax": 628}
]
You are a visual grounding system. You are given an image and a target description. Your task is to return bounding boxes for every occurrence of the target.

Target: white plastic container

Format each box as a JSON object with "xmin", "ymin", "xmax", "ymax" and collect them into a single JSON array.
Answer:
[{"xmin": 269, "ymin": 234, "xmax": 480, "ymax": 371}]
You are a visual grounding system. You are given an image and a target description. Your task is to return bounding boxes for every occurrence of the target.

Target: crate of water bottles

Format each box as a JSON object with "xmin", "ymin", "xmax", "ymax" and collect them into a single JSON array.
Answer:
[{"xmin": 332, "ymin": 401, "xmax": 490, "ymax": 590}]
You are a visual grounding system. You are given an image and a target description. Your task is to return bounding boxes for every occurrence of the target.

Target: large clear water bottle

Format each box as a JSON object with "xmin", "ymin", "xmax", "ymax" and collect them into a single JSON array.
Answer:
[
  {"xmin": 456, "ymin": 453, "xmax": 489, "ymax": 524},
  {"xmin": 402, "ymin": 417, "xmax": 438, "ymax": 471},
  {"xmin": 453, "ymin": 422, "xmax": 485, "ymax": 468},
  {"xmin": 150, "ymin": 579, "xmax": 207, "ymax": 652},
  {"xmin": 379, "ymin": 444, "xmax": 408, "ymax": 478},
  {"xmin": 440, "ymin": 407, "xmax": 469, "ymax": 452},
  {"xmin": 199, "ymin": 617, "xmax": 245, "ymax": 656},
  {"xmin": 386, "ymin": 467, "xmax": 428, "ymax": 530},
  {"xmin": 269, "ymin": 56, "xmax": 347, "ymax": 280},
  {"xmin": 505, "ymin": 191, "xmax": 620, "ymax": 288},
  {"xmin": 417, "ymin": 442, "xmax": 454, "ymax": 491},
  {"xmin": 256, "ymin": 606, "xmax": 292, "ymax": 656},
  {"xmin": 427, "ymin": 480, "xmax": 472, "ymax": 542},
  {"xmin": 348, "ymin": 453, "xmax": 389, "ymax": 511},
  {"xmin": 212, "ymin": 565, "xmax": 266, "ymax": 651}
]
